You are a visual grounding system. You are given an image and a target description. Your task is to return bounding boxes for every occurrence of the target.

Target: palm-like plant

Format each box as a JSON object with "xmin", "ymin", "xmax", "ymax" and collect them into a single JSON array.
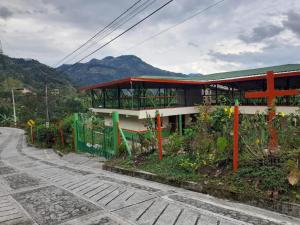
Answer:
[{"xmin": 0, "ymin": 114, "xmax": 14, "ymax": 126}]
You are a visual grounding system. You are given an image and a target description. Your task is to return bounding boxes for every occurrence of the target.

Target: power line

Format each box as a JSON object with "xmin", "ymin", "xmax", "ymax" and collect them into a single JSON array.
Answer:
[
  {"xmin": 54, "ymin": 0, "xmax": 143, "ymax": 67},
  {"xmin": 126, "ymin": 0, "xmax": 226, "ymax": 52},
  {"xmin": 62, "ymin": 0, "xmax": 157, "ymax": 66},
  {"xmin": 74, "ymin": 0, "xmax": 174, "ymax": 64}
]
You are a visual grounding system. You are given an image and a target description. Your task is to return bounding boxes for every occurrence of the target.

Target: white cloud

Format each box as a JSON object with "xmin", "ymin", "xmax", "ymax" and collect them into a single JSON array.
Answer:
[
  {"xmin": 0, "ymin": 0, "xmax": 300, "ymax": 74},
  {"xmin": 213, "ymin": 40, "xmax": 266, "ymax": 55}
]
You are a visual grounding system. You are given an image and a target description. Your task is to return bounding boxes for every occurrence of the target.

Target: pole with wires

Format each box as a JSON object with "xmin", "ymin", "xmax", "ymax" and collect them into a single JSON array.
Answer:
[
  {"xmin": 11, "ymin": 89, "xmax": 17, "ymax": 127},
  {"xmin": 40, "ymin": 68, "xmax": 50, "ymax": 129},
  {"xmin": 45, "ymin": 83, "xmax": 49, "ymax": 128}
]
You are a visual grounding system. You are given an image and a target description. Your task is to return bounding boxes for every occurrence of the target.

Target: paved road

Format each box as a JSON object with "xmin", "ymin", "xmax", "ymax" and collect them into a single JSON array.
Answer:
[{"xmin": 0, "ymin": 128, "xmax": 299, "ymax": 225}]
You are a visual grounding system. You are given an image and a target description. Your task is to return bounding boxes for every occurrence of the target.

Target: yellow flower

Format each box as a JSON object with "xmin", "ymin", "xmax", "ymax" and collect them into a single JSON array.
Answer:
[
  {"xmin": 224, "ymin": 108, "xmax": 228, "ymax": 113},
  {"xmin": 255, "ymin": 139, "xmax": 260, "ymax": 145},
  {"xmin": 229, "ymin": 107, "xmax": 234, "ymax": 114},
  {"xmin": 279, "ymin": 112, "xmax": 285, "ymax": 117},
  {"xmin": 200, "ymin": 112, "xmax": 210, "ymax": 121}
]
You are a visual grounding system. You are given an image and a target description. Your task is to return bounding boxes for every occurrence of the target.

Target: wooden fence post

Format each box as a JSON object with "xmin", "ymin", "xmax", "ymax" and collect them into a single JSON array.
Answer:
[{"xmin": 59, "ymin": 128, "xmax": 65, "ymax": 147}]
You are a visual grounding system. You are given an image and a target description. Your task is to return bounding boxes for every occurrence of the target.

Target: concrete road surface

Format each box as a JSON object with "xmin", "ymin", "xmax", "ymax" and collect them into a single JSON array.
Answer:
[{"xmin": 0, "ymin": 127, "xmax": 299, "ymax": 225}]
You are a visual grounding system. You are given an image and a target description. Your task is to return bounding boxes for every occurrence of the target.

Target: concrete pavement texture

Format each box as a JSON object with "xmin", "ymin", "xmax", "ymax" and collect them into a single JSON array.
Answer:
[{"xmin": 0, "ymin": 127, "xmax": 299, "ymax": 225}]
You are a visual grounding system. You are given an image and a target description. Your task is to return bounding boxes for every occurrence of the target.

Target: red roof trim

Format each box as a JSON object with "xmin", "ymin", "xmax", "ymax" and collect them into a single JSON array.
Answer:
[
  {"xmin": 79, "ymin": 77, "xmax": 132, "ymax": 91},
  {"xmin": 131, "ymin": 77, "xmax": 205, "ymax": 84},
  {"xmin": 79, "ymin": 71, "xmax": 300, "ymax": 91}
]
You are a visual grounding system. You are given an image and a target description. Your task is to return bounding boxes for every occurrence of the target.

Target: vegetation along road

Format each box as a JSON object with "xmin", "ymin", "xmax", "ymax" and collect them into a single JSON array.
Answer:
[{"xmin": 0, "ymin": 127, "xmax": 299, "ymax": 225}]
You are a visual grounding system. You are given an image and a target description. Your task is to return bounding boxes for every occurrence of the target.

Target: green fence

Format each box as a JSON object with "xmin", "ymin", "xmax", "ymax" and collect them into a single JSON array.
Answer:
[
  {"xmin": 74, "ymin": 114, "xmax": 115, "ymax": 159},
  {"xmin": 73, "ymin": 112, "xmax": 171, "ymax": 159}
]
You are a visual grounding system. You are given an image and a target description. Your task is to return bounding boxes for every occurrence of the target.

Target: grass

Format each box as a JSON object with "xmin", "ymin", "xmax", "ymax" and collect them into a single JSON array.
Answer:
[{"xmin": 108, "ymin": 152, "xmax": 300, "ymax": 204}]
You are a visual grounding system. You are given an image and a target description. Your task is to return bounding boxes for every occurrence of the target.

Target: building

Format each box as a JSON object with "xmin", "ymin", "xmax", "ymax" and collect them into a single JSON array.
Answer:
[{"xmin": 81, "ymin": 64, "xmax": 300, "ymax": 137}]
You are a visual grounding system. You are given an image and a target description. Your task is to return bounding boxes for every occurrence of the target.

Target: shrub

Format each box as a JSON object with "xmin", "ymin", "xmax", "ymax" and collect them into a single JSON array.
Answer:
[
  {"xmin": 35, "ymin": 124, "xmax": 58, "ymax": 148},
  {"xmin": 236, "ymin": 165, "xmax": 289, "ymax": 192},
  {"xmin": 164, "ymin": 132, "xmax": 183, "ymax": 155}
]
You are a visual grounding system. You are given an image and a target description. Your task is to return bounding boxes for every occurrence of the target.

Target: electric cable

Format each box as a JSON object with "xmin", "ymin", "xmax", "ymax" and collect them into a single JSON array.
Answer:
[{"xmin": 74, "ymin": 0, "xmax": 174, "ymax": 64}]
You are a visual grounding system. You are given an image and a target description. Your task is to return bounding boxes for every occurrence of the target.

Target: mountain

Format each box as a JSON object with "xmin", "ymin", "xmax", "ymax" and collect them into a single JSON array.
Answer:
[
  {"xmin": 0, "ymin": 54, "xmax": 84, "ymax": 124},
  {"xmin": 0, "ymin": 54, "xmax": 74, "ymax": 93},
  {"xmin": 188, "ymin": 73, "xmax": 203, "ymax": 78},
  {"xmin": 57, "ymin": 55, "xmax": 188, "ymax": 87}
]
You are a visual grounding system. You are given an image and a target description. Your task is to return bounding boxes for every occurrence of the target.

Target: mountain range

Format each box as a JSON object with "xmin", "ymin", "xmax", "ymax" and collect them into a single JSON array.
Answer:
[
  {"xmin": 0, "ymin": 54, "xmax": 202, "ymax": 90},
  {"xmin": 0, "ymin": 54, "xmax": 202, "ymax": 123},
  {"xmin": 57, "ymin": 55, "xmax": 199, "ymax": 87},
  {"xmin": 0, "ymin": 54, "xmax": 74, "ymax": 93}
]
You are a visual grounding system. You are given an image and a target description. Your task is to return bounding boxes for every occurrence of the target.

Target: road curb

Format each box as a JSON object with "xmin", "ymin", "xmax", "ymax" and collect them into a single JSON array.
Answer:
[{"xmin": 103, "ymin": 164, "xmax": 300, "ymax": 218}]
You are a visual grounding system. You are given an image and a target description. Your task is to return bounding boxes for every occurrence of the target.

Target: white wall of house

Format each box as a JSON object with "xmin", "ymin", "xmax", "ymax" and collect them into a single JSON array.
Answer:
[
  {"xmin": 99, "ymin": 113, "xmax": 169, "ymax": 132},
  {"xmin": 91, "ymin": 106, "xmax": 199, "ymax": 119},
  {"xmin": 92, "ymin": 105, "xmax": 298, "ymax": 132}
]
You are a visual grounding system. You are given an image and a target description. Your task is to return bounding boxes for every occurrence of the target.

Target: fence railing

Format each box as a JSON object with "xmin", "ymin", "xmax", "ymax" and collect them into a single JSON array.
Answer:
[{"xmin": 74, "ymin": 114, "xmax": 115, "ymax": 159}]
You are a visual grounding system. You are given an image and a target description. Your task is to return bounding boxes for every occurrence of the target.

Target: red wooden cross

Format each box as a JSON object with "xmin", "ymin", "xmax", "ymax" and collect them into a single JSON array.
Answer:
[{"xmin": 245, "ymin": 71, "xmax": 299, "ymax": 153}]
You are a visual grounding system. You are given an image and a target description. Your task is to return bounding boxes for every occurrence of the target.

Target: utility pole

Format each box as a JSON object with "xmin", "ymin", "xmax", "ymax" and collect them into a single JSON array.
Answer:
[
  {"xmin": 45, "ymin": 83, "xmax": 49, "ymax": 128},
  {"xmin": 11, "ymin": 89, "xmax": 17, "ymax": 127},
  {"xmin": 39, "ymin": 67, "xmax": 50, "ymax": 128}
]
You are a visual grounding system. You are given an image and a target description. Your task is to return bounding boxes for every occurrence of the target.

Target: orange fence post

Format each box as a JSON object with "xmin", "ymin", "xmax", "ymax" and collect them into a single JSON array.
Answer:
[
  {"xmin": 59, "ymin": 128, "xmax": 65, "ymax": 147},
  {"xmin": 233, "ymin": 100, "xmax": 239, "ymax": 172},
  {"xmin": 156, "ymin": 111, "xmax": 163, "ymax": 160}
]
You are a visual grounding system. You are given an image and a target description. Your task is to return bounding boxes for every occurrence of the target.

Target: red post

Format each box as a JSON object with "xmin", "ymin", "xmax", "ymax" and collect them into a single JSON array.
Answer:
[
  {"xmin": 245, "ymin": 71, "xmax": 299, "ymax": 153},
  {"xmin": 233, "ymin": 100, "xmax": 239, "ymax": 172},
  {"xmin": 157, "ymin": 112, "xmax": 163, "ymax": 160},
  {"xmin": 59, "ymin": 129, "xmax": 65, "ymax": 147}
]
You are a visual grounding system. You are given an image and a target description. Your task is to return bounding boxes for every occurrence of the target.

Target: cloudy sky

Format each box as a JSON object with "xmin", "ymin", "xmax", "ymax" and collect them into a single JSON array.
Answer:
[{"xmin": 0, "ymin": 0, "xmax": 300, "ymax": 74}]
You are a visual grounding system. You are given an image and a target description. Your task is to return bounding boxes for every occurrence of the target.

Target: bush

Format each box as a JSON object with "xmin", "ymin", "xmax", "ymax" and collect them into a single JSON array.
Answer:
[
  {"xmin": 236, "ymin": 165, "xmax": 289, "ymax": 192},
  {"xmin": 35, "ymin": 124, "xmax": 58, "ymax": 148},
  {"xmin": 164, "ymin": 132, "xmax": 183, "ymax": 155},
  {"xmin": 59, "ymin": 116, "xmax": 74, "ymax": 149}
]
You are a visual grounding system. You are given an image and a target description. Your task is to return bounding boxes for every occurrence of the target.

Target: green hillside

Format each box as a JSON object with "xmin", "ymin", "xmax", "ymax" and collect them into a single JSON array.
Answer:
[{"xmin": 0, "ymin": 54, "xmax": 87, "ymax": 126}]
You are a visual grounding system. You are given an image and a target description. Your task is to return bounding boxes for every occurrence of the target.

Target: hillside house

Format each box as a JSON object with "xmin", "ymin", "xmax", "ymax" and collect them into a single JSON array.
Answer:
[{"xmin": 81, "ymin": 64, "xmax": 300, "ymax": 136}]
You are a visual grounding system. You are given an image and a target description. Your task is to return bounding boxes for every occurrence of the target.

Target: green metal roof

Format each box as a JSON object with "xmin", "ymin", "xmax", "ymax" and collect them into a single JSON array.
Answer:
[
  {"xmin": 199, "ymin": 64, "xmax": 300, "ymax": 81},
  {"xmin": 135, "ymin": 64, "xmax": 300, "ymax": 82}
]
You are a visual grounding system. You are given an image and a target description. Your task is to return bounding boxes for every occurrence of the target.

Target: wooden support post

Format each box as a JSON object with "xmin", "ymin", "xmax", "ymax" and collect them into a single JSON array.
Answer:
[
  {"xmin": 59, "ymin": 128, "xmax": 65, "ymax": 147},
  {"xmin": 103, "ymin": 88, "xmax": 106, "ymax": 108},
  {"xmin": 215, "ymin": 84, "xmax": 218, "ymax": 105},
  {"xmin": 30, "ymin": 126, "xmax": 34, "ymax": 144},
  {"xmin": 233, "ymin": 99, "xmax": 239, "ymax": 172},
  {"xmin": 156, "ymin": 111, "xmax": 163, "ymax": 160},
  {"xmin": 117, "ymin": 86, "xmax": 121, "ymax": 109}
]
